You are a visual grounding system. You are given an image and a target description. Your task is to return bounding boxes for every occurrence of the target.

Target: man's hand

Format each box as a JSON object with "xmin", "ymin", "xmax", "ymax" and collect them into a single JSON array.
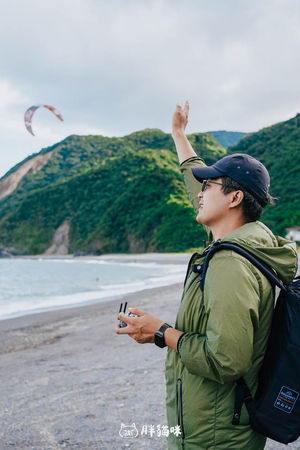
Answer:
[
  {"xmin": 116, "ymin": 308, "xmax": 164, "ymax": 344},
  {"xmin": 171, "ymin": 101, "xmax": 197, "ymax": 164},
  {"xmin": 172, "ymin": 101, "xmax": 189, "ymax": 138}
]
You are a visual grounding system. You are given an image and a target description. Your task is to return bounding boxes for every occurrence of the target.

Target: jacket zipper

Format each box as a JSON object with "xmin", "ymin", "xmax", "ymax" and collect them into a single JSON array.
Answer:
[{"xmin": 176, "ymin": 378, "xmax": 185, "ymax": 447}]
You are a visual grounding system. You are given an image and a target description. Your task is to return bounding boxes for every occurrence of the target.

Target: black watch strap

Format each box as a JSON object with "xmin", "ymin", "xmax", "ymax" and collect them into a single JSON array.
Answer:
[{"xmin": 154, "ymin": 323, "xmax": 172, "ymax": 348}]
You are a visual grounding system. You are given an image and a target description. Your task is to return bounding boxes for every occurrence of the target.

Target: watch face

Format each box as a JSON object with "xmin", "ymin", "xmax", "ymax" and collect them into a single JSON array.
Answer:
[
  {"xmin": 155, "ymin": 331, "xmax": 165, "ymax": 348},
  {"xmin": 155, "ymin": 323, "xmax": 172, "ymax": 348}
]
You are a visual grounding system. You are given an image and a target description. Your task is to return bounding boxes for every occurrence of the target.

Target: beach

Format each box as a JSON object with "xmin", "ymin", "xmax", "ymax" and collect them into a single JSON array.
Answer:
[
  {"xmin": 0, "ymin": 254, "xmax": 188, "ymax": 450},
  {"xmin": 0, "ymin": 254, "xmax": 298, "ymax": 449}
]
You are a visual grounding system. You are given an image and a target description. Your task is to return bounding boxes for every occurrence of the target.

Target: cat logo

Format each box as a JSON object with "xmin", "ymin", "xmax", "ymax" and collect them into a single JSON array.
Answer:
[{"xmin": 119, "ymin": 423, "xmax": 139, "ymax": 438}]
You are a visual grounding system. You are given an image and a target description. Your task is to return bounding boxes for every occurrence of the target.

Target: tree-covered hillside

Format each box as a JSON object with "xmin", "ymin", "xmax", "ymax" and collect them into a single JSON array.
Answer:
[
  {"xmin": 228, "ymin": 114, "xmax": 300, "ymax": 235},
  {"xmin": 0, "ymin": 129, "xmax": 225, "ymax": 254},
  {"xmin": 0, "ymin": 114, "xmax": 298, "ymax": 255}
]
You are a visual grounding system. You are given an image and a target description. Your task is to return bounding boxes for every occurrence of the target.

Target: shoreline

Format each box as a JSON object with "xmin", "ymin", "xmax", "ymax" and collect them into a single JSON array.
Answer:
[
  {"xmin": 7, "ymin": 251, "xmax": 192, "ymax": 265},
  {"xmin": 0, "ymin": 253, "xmax": 191, "ymax": 324}
]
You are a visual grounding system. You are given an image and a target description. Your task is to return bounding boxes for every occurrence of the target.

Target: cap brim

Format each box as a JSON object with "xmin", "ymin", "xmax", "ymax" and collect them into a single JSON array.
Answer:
[{"xmin": 191, "ymin": 165, "xmax": 224, "ymax": 182}]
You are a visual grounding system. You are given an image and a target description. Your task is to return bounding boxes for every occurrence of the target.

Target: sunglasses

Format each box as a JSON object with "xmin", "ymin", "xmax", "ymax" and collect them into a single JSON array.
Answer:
[{"xmin": 201, "ymin": 179, "xmax": 223, "ymax": 192}]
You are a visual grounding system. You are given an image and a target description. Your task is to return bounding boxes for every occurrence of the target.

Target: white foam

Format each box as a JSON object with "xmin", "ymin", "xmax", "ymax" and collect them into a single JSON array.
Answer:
[{"xmin": 0, "ymin": 261, "xmax": 186, "ymax": 321}]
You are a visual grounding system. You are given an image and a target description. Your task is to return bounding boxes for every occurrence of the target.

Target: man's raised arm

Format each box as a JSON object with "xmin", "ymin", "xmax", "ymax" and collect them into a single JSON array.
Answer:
[
  {"xmin": 172, "ymin": 101, "xmax": 197, "ymax": 164},
  {"xmin": 172, "ymin": 102, "xmax": 206, "ymax": 212}
]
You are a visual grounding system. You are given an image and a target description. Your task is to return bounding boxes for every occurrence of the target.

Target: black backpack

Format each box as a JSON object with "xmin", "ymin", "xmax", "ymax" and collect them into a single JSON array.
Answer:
[{"xmin": 199, "ymin": 240, "xmax": 300, "ymax": 445}]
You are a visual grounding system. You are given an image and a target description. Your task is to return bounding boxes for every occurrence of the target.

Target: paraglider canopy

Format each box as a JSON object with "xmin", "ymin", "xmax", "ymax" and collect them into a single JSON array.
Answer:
[{"xmin": 24, "ymin": 104, "xmax": 64, "ymax": 136}]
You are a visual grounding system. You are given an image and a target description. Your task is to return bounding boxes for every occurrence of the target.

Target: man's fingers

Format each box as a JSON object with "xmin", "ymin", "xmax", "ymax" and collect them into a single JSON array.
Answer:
[
  {"xmin": 116, "ymin": 323, "xmax": 132, "ymax": 334},
  {"xmin": 184, "ymin": 100, "xmax": 189, "ymax": 115},
  {"xmin": 118, "ymin": 312, "xmax": 131, "ymax": 323},
  {"xmin": 175, "ymin": 102, "xmax": 189, "ymax": 118},
  {"xmin": 128, "ymin": 307, "xmax": 145, "ymax": 316},
  {"xmin": 118, "ymin": 312, "xmax": 139, "ymax": 324}
]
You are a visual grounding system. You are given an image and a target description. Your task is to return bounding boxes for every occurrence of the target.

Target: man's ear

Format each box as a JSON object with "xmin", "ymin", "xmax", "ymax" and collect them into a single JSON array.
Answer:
[{"xmin": 228, "ymin": 190, "xmax": 244, "ymax": 209}]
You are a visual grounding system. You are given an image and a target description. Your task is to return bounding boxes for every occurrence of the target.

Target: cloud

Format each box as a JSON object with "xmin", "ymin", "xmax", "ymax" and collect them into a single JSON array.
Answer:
[{"xmin": 0, "ymin": 0, "xmax": 299, "ymax": 175}]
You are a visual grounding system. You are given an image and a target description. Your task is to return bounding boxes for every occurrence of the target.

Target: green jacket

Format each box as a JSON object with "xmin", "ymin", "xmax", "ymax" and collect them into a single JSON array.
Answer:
[{"xmin": 165, "ymin": 157, "xmax": 298, "ymax": 450}]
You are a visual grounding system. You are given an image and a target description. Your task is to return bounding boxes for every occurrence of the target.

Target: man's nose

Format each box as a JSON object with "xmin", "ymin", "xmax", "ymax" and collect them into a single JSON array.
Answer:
[{"xmin": 197, "ymin": 190, "xmax": 203, "ymax": 199}]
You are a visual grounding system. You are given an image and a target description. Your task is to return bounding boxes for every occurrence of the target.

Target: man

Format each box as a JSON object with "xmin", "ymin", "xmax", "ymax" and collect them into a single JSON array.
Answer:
[{"xmin": 116, "ymin": 102, "xmax": 298, "ymax": 449}]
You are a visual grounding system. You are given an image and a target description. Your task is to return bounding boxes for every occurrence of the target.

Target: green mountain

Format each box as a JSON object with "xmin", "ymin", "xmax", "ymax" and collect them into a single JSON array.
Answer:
[
  {"xmin": 0, "ymin": 115, "xmax": 298, "ymax": 255},
  {"xmin": 207, "ymin": 131, "xmax": 247, "ymax": 148},
  {"xmin": 228, "ymin": 114, "xmax": 300, "ymax": 235},
  {"xmin": 0, "ymin": 129, "xmax": 226, "ymax": 254}
]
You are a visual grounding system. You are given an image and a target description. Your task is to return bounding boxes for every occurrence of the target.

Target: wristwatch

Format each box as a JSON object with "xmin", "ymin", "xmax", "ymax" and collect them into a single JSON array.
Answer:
[{"xmin": 154, "ymin": 323, "xmax": 173, "ymax": 348}]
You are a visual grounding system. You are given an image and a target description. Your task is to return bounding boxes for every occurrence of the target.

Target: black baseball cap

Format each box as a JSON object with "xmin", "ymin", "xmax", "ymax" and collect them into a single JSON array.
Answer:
[{"xmin": 191, "ymin": 153, "xmax": 270, "ymax": 206}]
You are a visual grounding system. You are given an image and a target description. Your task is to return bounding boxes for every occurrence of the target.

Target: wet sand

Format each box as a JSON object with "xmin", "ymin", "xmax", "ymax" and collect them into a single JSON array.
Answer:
[
  {"xmin": 0, "ymin": 253, "xmax": 298, "ymax": 449},
  {"xmin": 0, "ymin": 253, "xmax": 188, "ymax": 450}
]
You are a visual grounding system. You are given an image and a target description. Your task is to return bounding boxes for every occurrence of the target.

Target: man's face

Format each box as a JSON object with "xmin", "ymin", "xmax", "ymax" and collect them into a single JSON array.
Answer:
[{"xmin": 196, "ymin": 177, "xmax": 232, "ymax": 226}]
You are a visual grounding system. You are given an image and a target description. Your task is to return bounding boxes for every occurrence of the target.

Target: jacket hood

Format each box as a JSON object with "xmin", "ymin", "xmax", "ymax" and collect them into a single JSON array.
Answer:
[{"xmin": 222, "ymin": 221, "xmax": 298, "ymax": 285}]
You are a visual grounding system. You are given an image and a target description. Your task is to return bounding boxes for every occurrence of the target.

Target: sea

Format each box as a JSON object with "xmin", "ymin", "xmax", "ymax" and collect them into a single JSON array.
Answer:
[{"xmin": 0, "ymin": 258, "xmax": 186, "ymax": 321}]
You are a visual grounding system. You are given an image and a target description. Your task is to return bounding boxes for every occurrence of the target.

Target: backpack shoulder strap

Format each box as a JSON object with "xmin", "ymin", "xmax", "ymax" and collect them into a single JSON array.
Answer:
[{"xmin": 200, "ymin": 241, "xmax": 287, "ymax": 292}]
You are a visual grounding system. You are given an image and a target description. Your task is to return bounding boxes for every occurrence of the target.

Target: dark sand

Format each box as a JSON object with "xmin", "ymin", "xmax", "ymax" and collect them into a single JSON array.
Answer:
[{"xmin": 0, "ymin": 254, "xmax": 298, "ymax": 449}]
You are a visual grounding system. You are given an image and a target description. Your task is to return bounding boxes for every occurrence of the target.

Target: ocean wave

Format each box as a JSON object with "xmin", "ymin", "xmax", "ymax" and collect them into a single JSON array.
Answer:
[{"xmin": 0, "ymin": 261, "xmax": 186, "ymax": 321}]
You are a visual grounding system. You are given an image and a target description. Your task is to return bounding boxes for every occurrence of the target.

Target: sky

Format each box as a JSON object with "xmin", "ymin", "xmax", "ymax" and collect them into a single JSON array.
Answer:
[{"xmin": 0, "ymin": 0, "xmax": 299, "ymax": 177}]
